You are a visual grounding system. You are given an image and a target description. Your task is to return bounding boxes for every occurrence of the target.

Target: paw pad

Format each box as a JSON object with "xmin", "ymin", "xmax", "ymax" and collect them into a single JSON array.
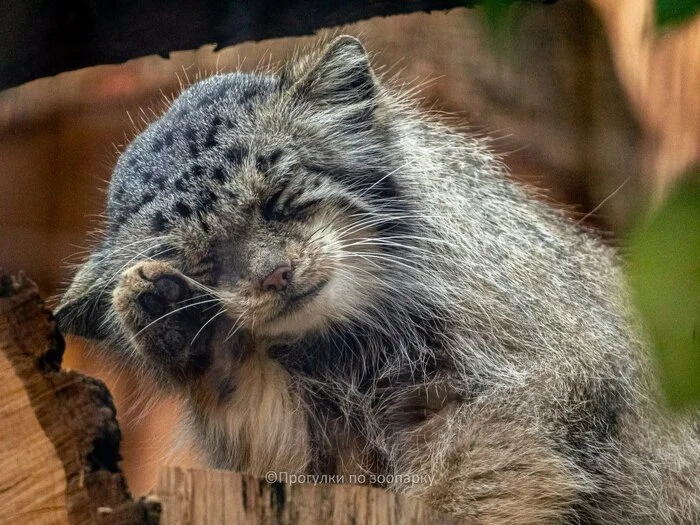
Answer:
[
  {"xmin": 139, "ymin": 292, "xmax": 168, "ymax": 317},
  {"xmin": 135, "ymin": 273, "xmax": 189, "ymax": 318},
  {"xmin": 113, "ymin": 260, "xmax": 219, "ymax": 377}
]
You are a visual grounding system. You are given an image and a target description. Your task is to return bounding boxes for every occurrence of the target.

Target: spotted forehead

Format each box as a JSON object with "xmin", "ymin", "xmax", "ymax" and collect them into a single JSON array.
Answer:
[{"xmin": 106, "ymin": 73, "xmax": 291, "ymax": 231}]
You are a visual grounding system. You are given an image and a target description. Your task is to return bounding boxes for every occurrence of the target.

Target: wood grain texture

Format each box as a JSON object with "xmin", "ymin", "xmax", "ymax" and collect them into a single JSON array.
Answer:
[
  {"xmin": 156, "ymin": 467, "xmax": 470, "ymax": 524},
  {"xmin": 0, "ymin": 270, "xmax": 160, "ymax": 525},
  {"xmin": 0, "ymin": 350, "xmax": 69, "ymax": 524}
]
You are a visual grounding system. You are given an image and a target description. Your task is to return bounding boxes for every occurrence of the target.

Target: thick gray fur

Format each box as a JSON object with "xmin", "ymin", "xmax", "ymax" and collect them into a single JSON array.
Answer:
[{"xmin": 57, "ymin": 36, "xmax": 699, "ymax": 523}]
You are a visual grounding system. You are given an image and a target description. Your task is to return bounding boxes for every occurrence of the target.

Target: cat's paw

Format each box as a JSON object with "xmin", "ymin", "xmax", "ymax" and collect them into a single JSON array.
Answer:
[{"xmin": 113, "ymin": 260, "xmax": 214, "ymax": 374}]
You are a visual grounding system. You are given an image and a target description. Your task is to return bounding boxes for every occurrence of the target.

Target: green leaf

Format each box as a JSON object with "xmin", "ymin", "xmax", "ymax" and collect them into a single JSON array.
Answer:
[
  {"xmin": 475, "ymin": 0, "xmax": 523, "ymax": 43},
  {"xmin": 656, "ymin": 0, "xmax": 700, "ymax": 27},
  {"xmin": 481, "ymin": 0, "xmax": 514, "ymax": 33},
  {"xmin": 627, "ymin": 175, "xmax": 700, "ymax": 410}
]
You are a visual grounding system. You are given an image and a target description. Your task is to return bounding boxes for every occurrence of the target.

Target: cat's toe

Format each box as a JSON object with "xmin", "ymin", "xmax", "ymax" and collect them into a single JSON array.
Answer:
[
  {"xmin": 112, "ymin": 260, "xmax": 221, "ymax": 379},
  {"xmin": 153, "ymin": 274, "xmax": 188, "ymax": 303},
  {"xmin": 162, "ymin": 328, "xmax": 187, "ymax": 354}
]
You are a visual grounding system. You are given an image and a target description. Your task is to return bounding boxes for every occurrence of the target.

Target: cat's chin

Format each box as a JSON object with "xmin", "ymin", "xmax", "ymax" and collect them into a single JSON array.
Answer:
[
  {"xmin": 254, "ymin": 314, "xmax": 325, "ymax": 339},
  {"xmin": 253, "ymin": 284, "xmax": 333, "ymax": 339}
]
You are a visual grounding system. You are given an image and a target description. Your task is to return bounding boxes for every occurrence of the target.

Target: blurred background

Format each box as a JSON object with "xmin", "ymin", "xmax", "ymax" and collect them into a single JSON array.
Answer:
[{"xmin": 1, "ymin": 0, "xmax": 698, "ymax": 495}]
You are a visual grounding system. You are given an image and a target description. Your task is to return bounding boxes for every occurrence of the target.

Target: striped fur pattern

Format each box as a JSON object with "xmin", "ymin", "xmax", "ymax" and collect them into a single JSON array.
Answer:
[{"xmin": 56, "ymin": 36, "xmax": 699, "ymax": 523}]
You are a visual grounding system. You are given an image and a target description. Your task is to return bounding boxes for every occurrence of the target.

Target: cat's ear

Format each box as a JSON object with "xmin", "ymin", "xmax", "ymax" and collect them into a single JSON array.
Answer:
[
  {"xmin": 283, "ymin": 35, "xmax": 378, "ymax": 109},
  {"xmin": 54, "ymin": 255, "xmax": 112, "ymax": 341}
]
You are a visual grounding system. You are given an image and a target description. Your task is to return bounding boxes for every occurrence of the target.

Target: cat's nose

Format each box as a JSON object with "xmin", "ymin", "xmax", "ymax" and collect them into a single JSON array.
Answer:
[{"xmin": 261, "ymin": 264, "xmax": 292, "ymax": 292}]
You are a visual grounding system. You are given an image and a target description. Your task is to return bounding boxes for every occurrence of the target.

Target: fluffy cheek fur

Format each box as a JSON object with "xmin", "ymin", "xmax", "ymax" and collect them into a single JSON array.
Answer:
[
  {"xmin": 107, "ymin": 215, "xmax": 387, "ymax": 475},
  {"xmin": 225, "ymin": 213, "xmax": 386, "ymax": 339}
]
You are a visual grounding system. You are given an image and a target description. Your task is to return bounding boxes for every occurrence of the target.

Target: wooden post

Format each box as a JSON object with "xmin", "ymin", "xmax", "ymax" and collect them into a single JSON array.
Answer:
[
  {"xmin": 0, "ymin": 270, "xmax": 159, "ymax": 525},
  {"xmin": 156, "ymin": 467, "xmax": 467, "ymax": 525}
]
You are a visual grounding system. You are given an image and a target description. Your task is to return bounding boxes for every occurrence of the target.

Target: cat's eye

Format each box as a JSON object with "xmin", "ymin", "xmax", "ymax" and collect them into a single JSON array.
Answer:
[{"xmin": 261, "ymin": 189, "xmax": 285, "ymax": 220}]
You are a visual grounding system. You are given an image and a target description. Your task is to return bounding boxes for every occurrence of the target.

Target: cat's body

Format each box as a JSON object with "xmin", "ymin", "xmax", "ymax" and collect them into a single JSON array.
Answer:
[{"xmin": 57, "ymin": 37, "xmax": 699, "ymax": 523}]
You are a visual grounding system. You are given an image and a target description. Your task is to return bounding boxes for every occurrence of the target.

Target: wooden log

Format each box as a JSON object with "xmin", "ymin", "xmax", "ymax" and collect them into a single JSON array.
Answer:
[
  {"xmin": 155, "ymin": 467, "xmax": 468, "ymax": 525},
  {"xmin": 0, "ymin": 269, "xmax": 160, "ymax": 525}
]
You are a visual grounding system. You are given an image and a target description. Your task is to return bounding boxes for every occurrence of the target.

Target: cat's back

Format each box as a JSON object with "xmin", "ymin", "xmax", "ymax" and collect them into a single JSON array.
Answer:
[{"xmin": 395, "ymin": 118, "xmax": 635, "ymax": 372}]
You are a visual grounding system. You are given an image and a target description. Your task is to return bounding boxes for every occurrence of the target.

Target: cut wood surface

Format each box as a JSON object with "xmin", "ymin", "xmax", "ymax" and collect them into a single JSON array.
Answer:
[
  {"xmin": 0, "ymin": 269, "xmax": 159, "ymax": 525},
  {"xmin": 156, "ymin": 466, "xmax": 468, "ymax": 525}
]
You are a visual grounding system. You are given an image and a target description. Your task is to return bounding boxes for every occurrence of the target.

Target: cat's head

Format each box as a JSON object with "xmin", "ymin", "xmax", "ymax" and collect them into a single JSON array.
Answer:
[{"xmin": 56, "ymin": 36, "xmax": 420, "ymax": 345}]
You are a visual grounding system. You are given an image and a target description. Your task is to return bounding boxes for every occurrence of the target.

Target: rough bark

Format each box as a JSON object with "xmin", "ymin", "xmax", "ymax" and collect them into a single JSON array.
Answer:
[{"xmin": 0, "ymin": 269, "xmax": 159, "ymax": 525}]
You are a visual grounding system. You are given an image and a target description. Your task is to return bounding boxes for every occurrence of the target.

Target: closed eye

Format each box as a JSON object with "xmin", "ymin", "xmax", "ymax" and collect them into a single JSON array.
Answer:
[
  {"xmin": 185, "ymin": 253, "xmax": 220, "ymax": 284},
  {"xmin": 261, "ymin": 188, "xmax": 285, "ymax": 220},
  {"xmin": 288, "ymin": 198, "xmax": 322, "ymax": 219},
  {"xmin": 262, "ymin": 187, "xmax": 321, "ymax": 221}
]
